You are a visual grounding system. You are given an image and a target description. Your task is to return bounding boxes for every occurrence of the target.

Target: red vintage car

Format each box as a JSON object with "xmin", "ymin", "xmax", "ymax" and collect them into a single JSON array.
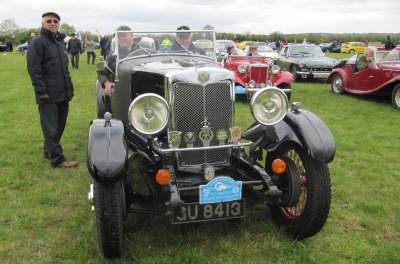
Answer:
[
  {"xmin": 223, "ymin": 55, "xmax": 293, "ymax": 99},
  {"xmin": 326, "ymin": 50, "xmax": 400, "ymax": 110}
]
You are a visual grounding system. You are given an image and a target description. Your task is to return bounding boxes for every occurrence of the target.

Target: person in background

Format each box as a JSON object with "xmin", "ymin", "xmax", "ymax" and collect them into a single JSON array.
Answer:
[
  {"xmin": 384, "ymin": 35, "xmax": 396, "ymax": 50},
  {"xmin": 100, "ymin": 35, "xmax": 108, "ymax": 59},
  {"xmin": 105, "ymin": 34, "xmax": 114, "ymax": 55},
  {"xmin": 67, "ymin": 33, "xmax": 82, "ymax": 69},
  {"xmin": 27, "ymin": 11, "xmax": 77, "ymax": 168},
  {"xmin": 6, "ymin": 39, "xmax": 13, "ymax": 52},
  {"xmin": 364, "ymin": 39, "xmax": 369, "ymax": 46},
  {"xmin": 356, "ymin": 46, "xmax": 376, "ymax": 71},
  {"xmin": 85, "ymin": 34, "xmax": 96, "ymax": 64}
]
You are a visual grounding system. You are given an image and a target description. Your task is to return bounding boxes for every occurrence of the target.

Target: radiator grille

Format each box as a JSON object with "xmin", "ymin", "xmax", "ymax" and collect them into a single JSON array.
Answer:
[{"xmin": 172, "ymin": 82, "xmax": 232, "ymax": 166}]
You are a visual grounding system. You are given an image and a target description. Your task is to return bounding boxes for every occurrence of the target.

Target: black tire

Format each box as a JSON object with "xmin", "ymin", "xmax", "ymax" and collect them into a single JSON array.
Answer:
[
  {"xmin": 290, "ymin": 65, "xmax": 299, "ymax": 82},
  {"xmin": 266, "ymin": 144, "xmax": 331, "ymax": 239},
  {"xmin": 331, "ymin": 73, "xmax": 343, "ymax": 94},
  {"xmin": 94, "ymin": 180, "xmax": 126, "ymax": 258},
  {"xmin": 349, "ymin": 49, "xmax": 355, "ymax": 55},
  {"xmin": 391, "ymin": 83, "xmax": 400, "ymax": 110}
]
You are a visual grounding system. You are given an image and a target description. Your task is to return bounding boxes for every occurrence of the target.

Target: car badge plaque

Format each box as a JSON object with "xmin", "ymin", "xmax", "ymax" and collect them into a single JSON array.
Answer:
[
  {"xmin": 216, "ymin": 129, "xmax": 228, "ymax": 145},
  {"xmin": 169, "ymin": 131, "xmax": 182, "ymax": 148},
  {"xmin": 199, "ymin": 119, "xmax": 214, "ymax": 147},
  {"xmin": 198, "ymin": 70, "xmax": 210, "ymax": 83},
  {"xmin": 229, "ymin": 126, "xmax": 242, "ymax": 144},
  {"xmin": 204, "ymin": 165, "xmax": 215, "ymax": 181},
  {"xmin": 200, "ymin": 177, "xmax": 242, "ymax": 204},
  {"xmin": 184, "ymin": 132, "xmax": 196, "ymax": 148}
]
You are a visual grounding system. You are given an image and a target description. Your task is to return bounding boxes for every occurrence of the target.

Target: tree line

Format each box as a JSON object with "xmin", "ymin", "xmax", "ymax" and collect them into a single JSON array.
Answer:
[{"xmin": 1, "ymin": 19, "xmax": 398, "ymax": 46}]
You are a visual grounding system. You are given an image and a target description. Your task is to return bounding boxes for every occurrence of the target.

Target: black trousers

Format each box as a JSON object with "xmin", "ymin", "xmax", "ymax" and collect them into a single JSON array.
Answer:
[
  {"xmin": 70, "ymin": 52, "xmax": 80, "ymax": 68},
  {"xmin": 38, "ymin": 102, "xmax": 69, "ymax": 167}
]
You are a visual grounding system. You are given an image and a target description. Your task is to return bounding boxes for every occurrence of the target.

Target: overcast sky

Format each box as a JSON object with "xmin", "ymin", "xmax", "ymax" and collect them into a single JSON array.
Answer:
[{"xmin": 2, "ymin": 0, "xmax": 400, "ymax": 36}]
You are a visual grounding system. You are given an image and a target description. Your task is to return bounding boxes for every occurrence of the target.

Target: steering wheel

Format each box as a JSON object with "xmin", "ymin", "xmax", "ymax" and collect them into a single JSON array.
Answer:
[{"xmin": 127, "ymin": 48, "xmax": 155, "ymax": 57}]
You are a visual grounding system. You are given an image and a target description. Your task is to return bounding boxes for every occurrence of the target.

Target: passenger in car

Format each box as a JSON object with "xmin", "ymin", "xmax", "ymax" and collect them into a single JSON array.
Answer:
[
  {"xmin": 171, "ymin": 26, "xmax": 204, "ymax": 55},
  {"xmin": 247, "ymin": 45, "xmax": 258, "ymax": 56},
  {"xmin": 356, "ymin": 46, "xmax": 376, "ymax": 72}
]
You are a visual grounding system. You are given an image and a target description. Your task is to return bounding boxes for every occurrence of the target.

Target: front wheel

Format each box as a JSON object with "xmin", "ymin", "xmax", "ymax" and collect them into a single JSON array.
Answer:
[
  {"xmin": 94, "ymin": 180, "xmax": 126, "ymax": 258},
  {"xmin": 349, "ymin": 49, "xmax": 355, "ymax": 54},
  {"xmin": 266, "ymin": 144, "xmax": 331, "ymax": 239},
  {"xmin": 391, "ymin": 84, "xmax": 400, "ymax": 110},
  {"xmin": 331, "ymin": 73, "xmax": 343, "ymax": 94}
]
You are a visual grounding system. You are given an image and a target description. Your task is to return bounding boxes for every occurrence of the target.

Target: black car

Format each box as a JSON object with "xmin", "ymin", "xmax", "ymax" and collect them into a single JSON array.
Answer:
[
  {"xmin": 274, "ymin": 44, "xmax": 338, "ymax": 82},
  {"xmin": 87, "ymin": 29, "xmax": 335, "ymax": 259},
  {"xmin": 0, "ymin": 41, "xmax": 6, "ymax": 52}
]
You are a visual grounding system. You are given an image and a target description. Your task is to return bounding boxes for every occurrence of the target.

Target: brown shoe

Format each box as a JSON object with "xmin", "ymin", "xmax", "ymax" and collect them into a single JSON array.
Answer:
[{"xmin": 55, "ymin": 160, "xmax": 78, "ymax": 168}]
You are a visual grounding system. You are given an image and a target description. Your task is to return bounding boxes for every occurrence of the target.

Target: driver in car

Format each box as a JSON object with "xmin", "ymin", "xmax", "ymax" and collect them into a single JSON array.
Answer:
[
  {"xmin": 356, "ymin": 46, "xmax": 376, "ymax": 72},
  {"xmin": 171, "ymin": 25, "xmax": 204, "ymax": 55},
  {"xmin": 98, "ymin": 25, "xmax": 137, "ymax": 96}
]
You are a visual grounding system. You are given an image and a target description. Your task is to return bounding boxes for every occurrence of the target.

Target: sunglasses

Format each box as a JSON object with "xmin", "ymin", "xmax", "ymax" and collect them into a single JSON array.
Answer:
[{"xmin": 46, "ymin": 19, "xmax": 59, "ymax": 24}]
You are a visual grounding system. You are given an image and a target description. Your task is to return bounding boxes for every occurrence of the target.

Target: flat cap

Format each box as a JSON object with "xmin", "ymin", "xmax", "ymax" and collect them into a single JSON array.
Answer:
[{"xmin": 42, "ymin": 12, "xmax": 61, "ymax": 21}]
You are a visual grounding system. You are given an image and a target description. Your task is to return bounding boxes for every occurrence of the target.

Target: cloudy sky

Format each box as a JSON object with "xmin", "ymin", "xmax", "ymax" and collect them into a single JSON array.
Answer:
[{"xmin": 2, "ymin": 0, "xmax": 400, "ymax": 36}]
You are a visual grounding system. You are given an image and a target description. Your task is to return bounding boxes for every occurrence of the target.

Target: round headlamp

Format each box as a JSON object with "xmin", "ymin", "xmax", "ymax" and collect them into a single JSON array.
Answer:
[
  {"xmin": 238, "ymin": 64, "xmax": 247, "ymax": 73},
  {"xmin": 299, "ymin": 61, "xmax": 306, "ymax": 68},
  {"xmin": 271, "ymin": 65, "xmax": 280, "ymax": 75},
  {"xmin": 250, "ymin": 87, "xmax": 288, "ymax": 126},
  {"xmin": 248, "ymin": 80, "xmax": 256, "ymax": 88},
  {"xmin": 128, "ymin": 93, "xmax": 169, "ymax": 135}
]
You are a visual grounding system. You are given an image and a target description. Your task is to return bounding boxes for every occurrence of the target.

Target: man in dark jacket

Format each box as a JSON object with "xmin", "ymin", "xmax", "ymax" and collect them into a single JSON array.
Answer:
[
  {"xmin": 384, "ymin": 35, "xmax": 396, "ymax": 50},
  {"xmin": 67, "ymin": 33, "xmax": 82, "ymax": 69},
  {"xmin": 27, "ymin": 11, "xmax": 77, "ymax": 168},
  {"xmin": 171, "ymin": 26, "xmax": 204, "ymax": 55}
]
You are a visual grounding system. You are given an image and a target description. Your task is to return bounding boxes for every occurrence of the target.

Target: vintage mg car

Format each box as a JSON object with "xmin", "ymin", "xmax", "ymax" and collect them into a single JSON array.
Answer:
[
  {"xmin": 223, "ymin": 54, "xmax": 292, "ymax": 99},
  {"xmin": 87, "ymin": 29, "xmax": 336, "ymax": 258},
  {"xmin": 327, "ymin": 50, "xmax": 400, "ymax": 110},
  {"xmin": 274, "ymin": 44, "xmax": 338, "ymax": 82}
]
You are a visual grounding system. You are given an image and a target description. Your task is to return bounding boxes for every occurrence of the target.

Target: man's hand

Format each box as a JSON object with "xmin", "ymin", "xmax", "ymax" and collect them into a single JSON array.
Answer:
[{"xmin": 104, "ymin": 81, "xmax": 115, "ymax": 96}]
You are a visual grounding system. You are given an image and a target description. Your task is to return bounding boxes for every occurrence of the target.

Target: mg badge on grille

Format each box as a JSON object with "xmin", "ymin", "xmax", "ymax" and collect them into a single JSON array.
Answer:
[
  {"xmin": 199, "ymin": 119, "xmax": 214, "ymax": 147},
  {"xmin": 184, "ymin": 132, "xmax": 196, "ymax": 148},
  {"xmin": 204, "ymin": 165, "xmax": 215, "ymax": 181},
  {"xmin": 198, "ymin": 70, "xmax": 210, "ymax": 83},
  {"xmin": 216, "ymin": 129, "xmax": 228, "ymax": 145},
  {"xmin": 169, "ymin": 131, "xmax": 182, "ymax": 148},
  {"xmin": 229, "ymin": 126, "xmax": 242, "ymax": 144}
]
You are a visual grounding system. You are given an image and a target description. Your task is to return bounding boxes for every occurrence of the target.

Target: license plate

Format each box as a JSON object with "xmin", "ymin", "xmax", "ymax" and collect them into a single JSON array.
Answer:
[
  {"xmin": 313, "ymin": 73, "xmax": 329, "ymax": 78},
  {"xmin": 172, "ymin": 200, "xmax": 245, "ymax": 224}
]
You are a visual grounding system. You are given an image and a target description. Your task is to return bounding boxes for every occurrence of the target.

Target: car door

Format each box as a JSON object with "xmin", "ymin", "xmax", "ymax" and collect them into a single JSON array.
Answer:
[{"xmin": 353, "ymin": 64, "xmax": 383, "ymax": 92}]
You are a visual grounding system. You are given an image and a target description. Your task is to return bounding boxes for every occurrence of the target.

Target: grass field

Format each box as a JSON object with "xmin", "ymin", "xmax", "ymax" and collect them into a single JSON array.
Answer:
[{"xmin": 0, "ymin": 50, "xmax": 399, "ymax": 263}]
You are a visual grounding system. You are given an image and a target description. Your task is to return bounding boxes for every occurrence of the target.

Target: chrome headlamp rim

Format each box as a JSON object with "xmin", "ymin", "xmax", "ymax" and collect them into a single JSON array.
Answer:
[
  {"xmin": 250, "ymin": 87, "xmax": 288, "ymax": 126},
  {"xmin": 238, "ymin": 64, "xmax": 247, "ymax": 73},
  {"xmin": 271, "ymin": 65, "xmax": 280, "ymax": 75},
  {"xmin": 299, "ymin": 61, "xmax": 306, "ymax": 68},
  {"xmin": 128, "ymin": 93, "xmax": 169, "ymax": 135}
]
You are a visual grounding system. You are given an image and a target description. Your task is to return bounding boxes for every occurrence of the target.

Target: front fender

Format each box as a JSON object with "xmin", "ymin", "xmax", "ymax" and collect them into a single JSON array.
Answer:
[
  {"xmin": 242, "ymin": 109, "xmax": 335, "ymax": 163},
  {"xmin": 271, "ymin": 71, "xmax": 293, "ymax": 86},
  {"xmin": 326, "ymin": 68, "xmax": 348, "ymax": 87},
  {"xmin": 87, "ymin": 119, "xmax": 128, "ymax": 184}
]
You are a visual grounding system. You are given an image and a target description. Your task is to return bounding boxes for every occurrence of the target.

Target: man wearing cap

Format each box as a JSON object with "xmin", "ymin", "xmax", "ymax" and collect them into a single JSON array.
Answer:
[
  {"xmin": 67, "ymin": 33, "xmax": 83, "ymax": 69},
  {"xmin": 247, "ymin": 45, "xmax": 258, "ymax": 56},
  {"xmin": 98, "ymin": 25, "xmax": 137, "ymax": 96},
  {"xmin": 171, "ymin": 26, "xmax": 204, "ymax": 55},
  {"xmin": 27, "ymin": 12, "xmax": 77, "ymax": 168}
]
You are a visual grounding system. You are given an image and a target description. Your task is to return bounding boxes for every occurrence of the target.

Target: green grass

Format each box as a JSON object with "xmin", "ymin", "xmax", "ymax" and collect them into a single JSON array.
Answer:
[{"xmin": 1, "ymin": 50, "xmax": 399, "ymax": 263}]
